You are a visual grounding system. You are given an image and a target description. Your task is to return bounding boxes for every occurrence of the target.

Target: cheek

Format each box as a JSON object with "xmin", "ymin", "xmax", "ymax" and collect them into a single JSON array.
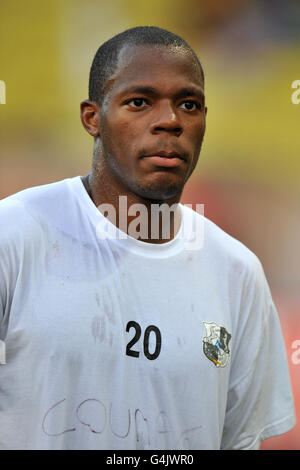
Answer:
[
  {"xmin": 187, "ymin": 122, "xmax": 206, "ymax": 169},
  {"xmin": 188, "ymin": 124, "xmax": 205, "ymax": 152},
  {"xmin": 105, "ymin": 114, "xmax": 138, "ymax": 153},
  {"xmin": 195, "ymin": 117, "xmax": 206, "ymax": 141},
  {"xmin": 101, "ymin": 121, "xmax": 139, "ymax": 177}
]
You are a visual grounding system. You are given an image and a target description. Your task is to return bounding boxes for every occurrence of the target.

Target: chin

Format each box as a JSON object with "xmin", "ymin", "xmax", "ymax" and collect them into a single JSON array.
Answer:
[{"xmin": 134, "ymin": 180, "xmax": 182, "ymax": 202}]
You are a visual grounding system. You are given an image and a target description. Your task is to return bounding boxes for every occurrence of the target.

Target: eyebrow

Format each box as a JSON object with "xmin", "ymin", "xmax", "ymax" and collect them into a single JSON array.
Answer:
[{"xmin": 119, "ymin": 85, "xmax": 205, "ymax": 101}]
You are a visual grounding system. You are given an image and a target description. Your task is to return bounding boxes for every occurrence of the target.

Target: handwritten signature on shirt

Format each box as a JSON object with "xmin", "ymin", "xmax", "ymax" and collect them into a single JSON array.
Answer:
[{"xmin": 42, "ymin": 397, "xmax": 202, "ymax": 449}]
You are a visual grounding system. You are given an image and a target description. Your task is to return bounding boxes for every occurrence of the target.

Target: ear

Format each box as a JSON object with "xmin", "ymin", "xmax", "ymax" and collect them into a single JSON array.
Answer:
[{"xmin": 80, "ymin": 100, "xmax": 100, "ymax": 137}]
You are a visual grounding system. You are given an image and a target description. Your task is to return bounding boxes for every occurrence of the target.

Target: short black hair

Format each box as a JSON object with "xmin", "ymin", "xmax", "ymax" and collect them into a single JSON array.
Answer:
[{"xmin": 89, "ymin": 26, "xmax": 204, "ymax": 105}]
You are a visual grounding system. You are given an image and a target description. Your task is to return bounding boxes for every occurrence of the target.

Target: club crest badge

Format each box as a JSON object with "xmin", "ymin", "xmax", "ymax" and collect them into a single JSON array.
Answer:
[{"xmin": 202, "ymin": 321, "xmax": 231, "ymax": 368}]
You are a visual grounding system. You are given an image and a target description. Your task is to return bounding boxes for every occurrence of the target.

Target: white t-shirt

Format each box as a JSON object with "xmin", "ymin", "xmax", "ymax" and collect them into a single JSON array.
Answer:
[{"xmin": 0, "ymin": 176, "xmax": 295, "ymax": 450}]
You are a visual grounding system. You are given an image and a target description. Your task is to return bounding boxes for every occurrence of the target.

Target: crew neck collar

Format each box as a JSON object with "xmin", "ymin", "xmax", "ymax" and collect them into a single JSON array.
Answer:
[{"xmin": 68, "ymin": 176, "xmax": 192, "ymax": 258}]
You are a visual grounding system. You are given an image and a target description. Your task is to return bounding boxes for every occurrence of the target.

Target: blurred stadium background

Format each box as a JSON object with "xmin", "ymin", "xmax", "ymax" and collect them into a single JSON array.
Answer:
[{"xmin": 0, "ymin": 0, "xmax": 299, "ymax": 449}]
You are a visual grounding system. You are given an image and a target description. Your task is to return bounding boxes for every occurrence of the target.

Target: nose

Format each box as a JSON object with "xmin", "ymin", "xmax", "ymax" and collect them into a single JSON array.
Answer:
[{"xmin": 150, "ymin": 100, "xmax": 182, "ymax": 136}]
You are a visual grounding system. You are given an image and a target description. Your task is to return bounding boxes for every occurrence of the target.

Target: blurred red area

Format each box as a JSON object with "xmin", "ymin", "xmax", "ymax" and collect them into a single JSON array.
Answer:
[{"xmin": 260, "ymin": 295, "xmax": 300, "ymax": 449}]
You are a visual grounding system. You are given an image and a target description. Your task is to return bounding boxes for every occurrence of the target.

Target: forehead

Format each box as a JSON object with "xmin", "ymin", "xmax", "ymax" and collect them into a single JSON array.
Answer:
[{"xmin": 106, "ymin": 44, "xmax": 203, "ymax": 97}]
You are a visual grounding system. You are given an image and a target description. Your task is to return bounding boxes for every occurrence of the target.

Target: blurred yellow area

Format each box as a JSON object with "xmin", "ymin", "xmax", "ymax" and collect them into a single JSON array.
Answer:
[
  {"xmin": 0, "ymin": 0, "xmax": 299, "ymax": 188},
  {"xmin": 0, "ymin": 1, "xmax": 62, "ymax": 125},
  {"xmin": 204, "ymin": 45, "xmax": 300, "ymax": 187}
]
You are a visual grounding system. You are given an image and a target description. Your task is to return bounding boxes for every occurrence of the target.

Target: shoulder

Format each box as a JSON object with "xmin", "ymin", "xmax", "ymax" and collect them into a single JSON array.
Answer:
[
  {"xmin": 0, "ymin": 178, "xmax": 75, "ymax": 248},
  {"xmin": 181, "ymin": 203, "xmax": 263, "ymax": 281}
]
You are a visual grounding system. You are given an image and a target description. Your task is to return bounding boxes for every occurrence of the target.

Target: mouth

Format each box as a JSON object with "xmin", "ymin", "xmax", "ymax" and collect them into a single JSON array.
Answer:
[{"xmin": 141, "ymin": 151, "xmax": 186, "ymax": 168}]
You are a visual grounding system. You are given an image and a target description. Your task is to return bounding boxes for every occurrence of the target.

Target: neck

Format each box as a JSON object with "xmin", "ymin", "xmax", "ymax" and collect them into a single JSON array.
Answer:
[{"xmin": 81, "ymin": 172, "xmax": 182, "ymax": 244}]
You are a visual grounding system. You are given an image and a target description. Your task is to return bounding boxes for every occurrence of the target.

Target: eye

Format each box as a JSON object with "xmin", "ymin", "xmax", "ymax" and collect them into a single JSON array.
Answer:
[
  {"xmin": 127, "ymin": 98, "xmax": 148, "ymax": 108},
  {"xmin": 180, "ymin": 101, "xmax": 199, "ymax": 111}
]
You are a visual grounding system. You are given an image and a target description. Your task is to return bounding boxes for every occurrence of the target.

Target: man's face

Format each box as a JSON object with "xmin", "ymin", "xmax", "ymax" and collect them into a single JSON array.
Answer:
[{"xmin": 95, "ymin": 44, "xmax": 206, "ymax": 201}]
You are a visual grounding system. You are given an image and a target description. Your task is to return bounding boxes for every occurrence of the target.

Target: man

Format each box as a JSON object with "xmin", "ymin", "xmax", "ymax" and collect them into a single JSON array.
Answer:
[{"xmin": 0, "ymin": 26, "xmax": 295, "ymax": 450}]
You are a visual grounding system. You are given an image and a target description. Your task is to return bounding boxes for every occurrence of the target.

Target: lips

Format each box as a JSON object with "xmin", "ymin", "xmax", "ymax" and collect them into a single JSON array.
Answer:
[
  {"xmin": 141, "ymin": 150, "xmax": 186, "ymax": 168},
  {"xmin": 143, "ymin": 150, "xmax": 185, "ymax": 160}
]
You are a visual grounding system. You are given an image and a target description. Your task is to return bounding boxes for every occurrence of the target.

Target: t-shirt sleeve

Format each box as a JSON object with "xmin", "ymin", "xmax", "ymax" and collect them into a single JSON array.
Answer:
[
  {"xmin": 220, "ymin": 256, "xmax": 296, "ymax": 450},
  {"xmin": 0, "ymin": 196, "xmax": 40, "ymax": 336},
  {"xmin": 0, "ymin": 244, "xmax": 8, "ymax": 323},
  {"xmin": 0, "ymin": 236, "xmax": 10, "ymax": 363},
  {"xmin": 0, "ymin": 199, "xmax": 16, "ymax": 328}
]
